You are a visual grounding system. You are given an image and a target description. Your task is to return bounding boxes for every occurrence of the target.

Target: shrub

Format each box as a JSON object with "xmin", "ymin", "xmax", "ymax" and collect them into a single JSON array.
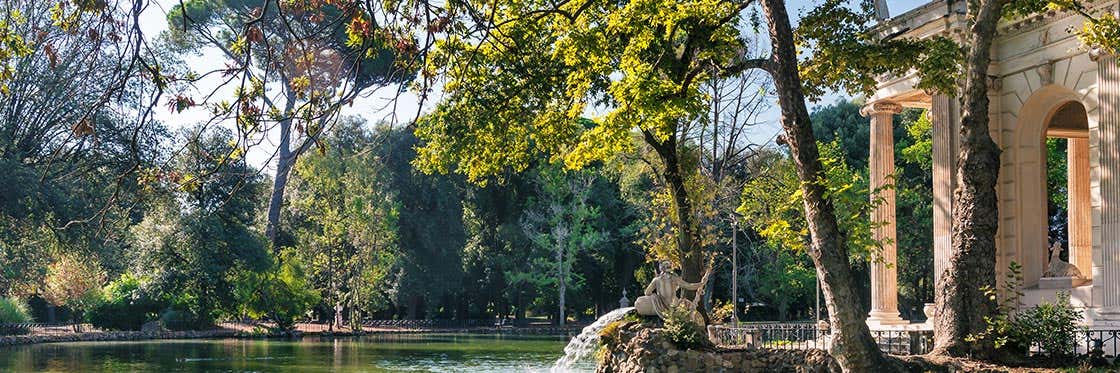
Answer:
[
  {"xmin": 0, "ymin": 297, "xmax": 32, "ymax": 323},
  {"xmin": 232, "ymin": 249, "xmax": 319, "ymax": 331},
  {"xmin": 662, "ymin": 303, "xmax": 708, "ymax": 349},
  {"xmin": 711, "ymin": 299, "xmax": 736, "ymax": 324},
  {"xmin": 160, "ymin": 308, "xmax": 208, "ymax": 331},
  {"xmin": 87, "ymin": 274, "xmax": 164, "ymax": 330},
  {"xmin": 969, "ymin": 262, "xmax": 1083, "ymax": 357},
  {"xmin": 968, "ymin": 262, "xmax": 1026, "ymax": 353},
  {"xmin": 1014, "ymin": 292, "xmax": 1082, "ymax": 357}
]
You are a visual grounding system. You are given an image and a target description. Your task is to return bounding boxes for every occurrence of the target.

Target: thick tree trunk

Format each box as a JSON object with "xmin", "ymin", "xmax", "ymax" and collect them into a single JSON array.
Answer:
[
  {"xmin": 265, "ymin": 91, "xmax": 300, "ymax": 250},
  {"xmin": 760, "ymin": 0, "xmax": 887, "ymax": 370},
  {"xmin": 642, "ymin": 131, "xmax": 705, "ymax": 290},
  {"xmin": 265, "ymin": 119, "xmax": 294, "ymax": 250},
  {"xmin": 932, "ymin": 0, "xmax": 1003, "ymax": 358}
]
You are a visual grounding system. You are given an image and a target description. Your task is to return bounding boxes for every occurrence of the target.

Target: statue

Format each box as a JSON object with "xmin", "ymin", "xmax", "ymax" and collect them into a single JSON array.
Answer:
[
  {"xmin": 635, "ymin": 261, "xmax": 702, "ymax": 318},
  {"xmin": 1043, "ymin": 241, "xmax": 1084, "ymax": 279},
  {"xmin": 619, "ymin": 289, "xmax": 631, "ymax": 309}
]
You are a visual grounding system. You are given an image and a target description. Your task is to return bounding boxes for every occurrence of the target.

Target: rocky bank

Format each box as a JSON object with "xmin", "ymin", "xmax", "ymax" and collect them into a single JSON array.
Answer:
[{"xmin": 596, "ymin": 320, "xmax": 840, "ymax": 373}]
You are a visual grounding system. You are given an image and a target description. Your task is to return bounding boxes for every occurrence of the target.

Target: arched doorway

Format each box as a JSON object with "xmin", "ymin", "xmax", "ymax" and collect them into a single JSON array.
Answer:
[
  {"xmin": 1013, "ymin": 86, "xmax": 1093, "ymax": 287},
  {"xmin": 1044, "ymin": 101, "xmax": 1091, "ymax": 279}
]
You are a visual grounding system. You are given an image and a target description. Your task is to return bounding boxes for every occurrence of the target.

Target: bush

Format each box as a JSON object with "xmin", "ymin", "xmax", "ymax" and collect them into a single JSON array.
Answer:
[
  {"xmin": 233, "ymin": 249, "xmax": 319, "ymax": 331},
  {"xmin": 160, "ymin": 308, "xmax": 208, "ymax": 331},
  {"xmin": 969, "ymin": 263, "xmax": 1083, "ymax": 357},
  {"xmin": 711, "ymin": 299, "xmax": 736, "ymax": 324},
  {"xmin": 1014, "ymin": 292, "xmax": 1082, "ymax": 357},
  {"xmin": 87, "ymin": 274, "xmax": 164, "ymax": 330},
  {"xmin": 662, "ymin": 303, "xmax": 708, "ymax": 349},
  {"xmin": 0, "ymin": 297, "xmax": 32, "ymax": 323}
]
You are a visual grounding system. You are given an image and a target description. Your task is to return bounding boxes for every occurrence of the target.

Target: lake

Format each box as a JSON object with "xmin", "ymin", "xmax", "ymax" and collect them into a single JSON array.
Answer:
[{"xmin": 0, "ymin": 334, "xmax": 597, "ymax": 372}]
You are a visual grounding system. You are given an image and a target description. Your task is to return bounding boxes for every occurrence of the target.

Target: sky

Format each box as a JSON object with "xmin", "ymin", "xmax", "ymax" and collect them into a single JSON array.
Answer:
[{"xmin": 136, "ymin": 0, "xmax": 930, "ymax": 173}]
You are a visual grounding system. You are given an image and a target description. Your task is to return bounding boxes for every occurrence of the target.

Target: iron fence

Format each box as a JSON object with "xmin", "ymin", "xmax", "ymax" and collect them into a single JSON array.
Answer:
[
  {"xmin": 709, "ymin": 322, "xmax": 932, "ymax": 355},
  {"xmin": 709, "ymin": 322, "xmax": 827, "ymax": 351},
  {"xmin": 710, "ymin": 323, "xmax": 1120, "ymax": 359},
  {"xmin": 0, "ymin": 322, "xmax": 93, "ymax": 336}
]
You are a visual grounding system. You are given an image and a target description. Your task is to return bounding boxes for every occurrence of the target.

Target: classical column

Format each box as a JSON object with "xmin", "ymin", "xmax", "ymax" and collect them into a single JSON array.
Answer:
[
  {"xmin": 930, "ymin": 95, "xmax": 959, "ymax": 290},
  {"xmin": 1097, "ymin": 54, "xmax": 1120, "ymax": 312},
  {"xmin": 862, "ymin": 101, "xmax": 907, "ymax": 326},
  {"xmin": 1068, "ymin": 137, "xmax": 1092, "ymax": 275}
]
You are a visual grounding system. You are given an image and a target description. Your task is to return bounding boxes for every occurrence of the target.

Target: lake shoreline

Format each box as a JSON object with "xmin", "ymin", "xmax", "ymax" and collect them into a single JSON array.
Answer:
[
  {"xmin": 0, "ymin": 329, "xmax": 240, "ymax": 348},
  {"xmin": 0, "ymin": 325, "xmax": 584, "ymax": 348}
]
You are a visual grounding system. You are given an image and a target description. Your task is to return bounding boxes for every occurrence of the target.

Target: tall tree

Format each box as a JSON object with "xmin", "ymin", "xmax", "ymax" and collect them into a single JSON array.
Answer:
[
  {"xmin": 165, "ymin": 0, "xmax": 412, "ymax": 248},
  {"xmin": 517, "ymin": 166, "xmax": 604, "ymax": 325},
  {"xmin": 288, "ymin": 118, "xmax": 399, "ymax": 327},
  {"xmin": 409, "ymin": 0, "xmax": 956, "ymax": 369}
]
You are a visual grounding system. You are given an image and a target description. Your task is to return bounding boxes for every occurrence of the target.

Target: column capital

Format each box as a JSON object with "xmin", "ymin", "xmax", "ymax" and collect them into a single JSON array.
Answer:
[{"xmin": 860, "ymin": 101, "xmax": 903, "ymax": 117}]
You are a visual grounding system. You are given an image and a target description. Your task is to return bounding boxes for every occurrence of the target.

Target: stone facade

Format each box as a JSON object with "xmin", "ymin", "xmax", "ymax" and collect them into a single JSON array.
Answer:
[{"xmin": 867, "ymin": 0, "xmax": 1120, "ymax": 328}]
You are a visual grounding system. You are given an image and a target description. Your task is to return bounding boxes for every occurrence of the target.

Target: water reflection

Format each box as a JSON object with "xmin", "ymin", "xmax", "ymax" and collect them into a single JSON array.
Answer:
[{"xmin": 0, "ymin": 334, "xmax": 595, "ymax": 372}]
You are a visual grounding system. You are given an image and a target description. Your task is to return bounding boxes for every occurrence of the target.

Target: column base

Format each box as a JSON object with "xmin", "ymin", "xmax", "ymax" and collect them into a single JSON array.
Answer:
[{"xmin": 866, "ymin": 311, "xmax": 908, "ymax": 328}]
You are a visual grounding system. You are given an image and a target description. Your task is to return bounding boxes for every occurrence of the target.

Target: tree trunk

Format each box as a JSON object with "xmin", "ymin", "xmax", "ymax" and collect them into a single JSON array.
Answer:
[
  {"xmin": 265, "ymin": 91, "xmax": 299, "ymax": 250},
  {"xmin": 759, "ymin": 0, "xmax": 887, "ymax": 370},
  {"xmin": 932, "ymin": 0, "xmax": 1002, "ymax": 358},
  {"xmin": 558, "ymin": 240, "xmax": 566, "ymax": 326},
  {"xmin": 640, "ymin": 129, "xmax": 707, "ymax": 320}
]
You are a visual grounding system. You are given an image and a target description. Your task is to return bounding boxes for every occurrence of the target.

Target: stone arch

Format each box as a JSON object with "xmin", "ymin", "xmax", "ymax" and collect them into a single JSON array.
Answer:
[{"xmin": 1013, "ymin": 84, "xmax": 1091, "ymax": 287}]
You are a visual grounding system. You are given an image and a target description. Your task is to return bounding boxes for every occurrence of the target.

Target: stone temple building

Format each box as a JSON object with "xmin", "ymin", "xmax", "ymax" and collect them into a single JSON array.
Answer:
[{"xmin": 864, "ymin": 0, "xmax": 1120, "ymax": 329}]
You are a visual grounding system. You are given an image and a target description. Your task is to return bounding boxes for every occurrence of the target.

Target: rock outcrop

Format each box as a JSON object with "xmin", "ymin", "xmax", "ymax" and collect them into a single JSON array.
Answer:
[{"xmin": 597, "ymin": 321, "xmax": 839, "ymax": 373}]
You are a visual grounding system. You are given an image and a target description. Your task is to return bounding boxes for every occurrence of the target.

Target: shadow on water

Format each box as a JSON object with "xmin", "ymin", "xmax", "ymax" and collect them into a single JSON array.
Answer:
[{"xmin": 0, "ymin": 333, "xmax": 596, "ymax": 372}]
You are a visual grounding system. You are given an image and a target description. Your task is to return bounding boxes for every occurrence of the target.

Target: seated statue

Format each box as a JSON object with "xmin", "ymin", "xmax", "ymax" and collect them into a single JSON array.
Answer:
[
  {"xmin": 635, "ymin": 261, "xmax": 702, "ymax": 318},
  {"xmin": 1043, "ymin": 241, "xmax": 1084, "ymax": 279}
]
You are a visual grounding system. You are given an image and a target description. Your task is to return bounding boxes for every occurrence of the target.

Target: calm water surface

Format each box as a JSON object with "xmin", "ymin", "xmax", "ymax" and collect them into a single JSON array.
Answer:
[{"xmin": 0, "ymin": 334, "xmax": 596, "ymax": 372}]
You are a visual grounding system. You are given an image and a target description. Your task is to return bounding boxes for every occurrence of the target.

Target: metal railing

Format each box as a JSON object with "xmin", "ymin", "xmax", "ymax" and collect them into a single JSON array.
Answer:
[
  {"xmin": 710, "ymin": 323, "xmax": 1120, "ymax": 358},
  {"xmin": 709, "ymin": 322, "xmax": 827, "ymax": 351},
  {"xmin": 709, "ymin": 322, "xmax": 933, "ymax": 355},
  {"xmin": 871, "ymin": 330, "xmax": 933, "ymax": 355},
  {"xmin": 0, "ymin": 322, "xmax": 93, "ymax": 336}
]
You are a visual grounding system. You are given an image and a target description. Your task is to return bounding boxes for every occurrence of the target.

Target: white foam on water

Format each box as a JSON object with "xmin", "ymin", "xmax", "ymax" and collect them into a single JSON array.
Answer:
[{"xmin": 551, "ymin": 307, "xmax": 635, "ymax": 373}]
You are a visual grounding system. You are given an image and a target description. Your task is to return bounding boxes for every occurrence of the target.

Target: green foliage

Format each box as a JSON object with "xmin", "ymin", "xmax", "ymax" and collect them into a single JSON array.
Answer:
[
  {"xmin": 130, "ymin": 127, "xmax": 269, "ymax": 326},
  {"xmin": 159, "ymin": 308, "xmax": 207, "ymax": 331},
  {"xmin": 0, "ymin": 297, "xmax": 32, "ymax": 323},
  {"xmin": 796, "ymin": 0, "xmax": 962, "ymax": 97},
  {"xmin": 599, "ymin": 320, "xmax": 625, "ymax": 346},
  {"xmin": 87, "ymin": 274, "xmax": 163, "ymax": 331},
  {"xmin": 968, "ymin": 263, "xmax": 1082, "ymax": 357},
  {"xmin": 512, "ymin": 165, "xmax": 605, "ymax": 321},
  {"xmin": 968, "ymin": 262, "xmax": 1026, "ymax": 352},
  {"xmin": 662, "ymin": 303, "xmax": 707, "ymax": 350},
  {"xmin": 710, "ymin": 299, "xmax": 736, "ymax": 324},
  {"xmin": 1016, "ymin": 292, "xmax": 1083, "ymax": 357},
  {"xmin": 232, "ymin": 250, "xmax": 320, "ymax": 331},
  {"xmin": 901, "ymin": 112, "xmax": 934, "ymax": 170},
  {"xmin": 0, "ymin": 9, "xmax": 33, "ymax": 94},
  {"xmin": 289, "ymin": 118, "xmax": 400, "ymax": 321},
  {"xmin": 416, "ymin": 0, "xmax": 746, "ymax": 183},
  {"xmin": 739, "ymin": 141, "xmax": 875, "ymax": 258}
]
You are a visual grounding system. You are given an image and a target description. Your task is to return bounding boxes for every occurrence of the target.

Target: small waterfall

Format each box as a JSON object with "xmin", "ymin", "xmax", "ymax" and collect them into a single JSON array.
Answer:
[{"xmin": 551, "ymin": 307, "xmax": 635, "ymax": 372}]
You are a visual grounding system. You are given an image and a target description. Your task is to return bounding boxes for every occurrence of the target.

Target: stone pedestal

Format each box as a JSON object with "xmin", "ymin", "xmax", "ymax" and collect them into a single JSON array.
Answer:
[{"xmin": 1039, "ymin": 276, "xmax": 1089, "ymax": 289}]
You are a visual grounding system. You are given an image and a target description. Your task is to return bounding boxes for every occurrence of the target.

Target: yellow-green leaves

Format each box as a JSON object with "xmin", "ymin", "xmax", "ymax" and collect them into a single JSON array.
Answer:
[
  {"xmin": 796, "ymin": 0, "xmax": 962, "ymax": 98},
  {"xmin": 1006, "ymin": 0, "xmax": 1120, "ymax": 56},
  {"xmin": 0, "ymin": 9, "xmax": 33, "ymax": 95},
  {"xmin": 1077, "ymin": 12, "xmax": 1120, "ymax": 54},
  {"xmin": 415, "ymin": 0, "xmax": 745, "ymax": 184}
]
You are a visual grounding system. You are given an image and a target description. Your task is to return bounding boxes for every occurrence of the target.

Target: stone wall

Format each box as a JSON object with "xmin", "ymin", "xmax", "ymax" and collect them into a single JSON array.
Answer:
[
  {"xmin": 597, "ymin": 321, "xmax": 839, "ymax": 373},
  {"xmin": 0, "ymin": 329, "xmax": 238, "ymax": 347}
]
